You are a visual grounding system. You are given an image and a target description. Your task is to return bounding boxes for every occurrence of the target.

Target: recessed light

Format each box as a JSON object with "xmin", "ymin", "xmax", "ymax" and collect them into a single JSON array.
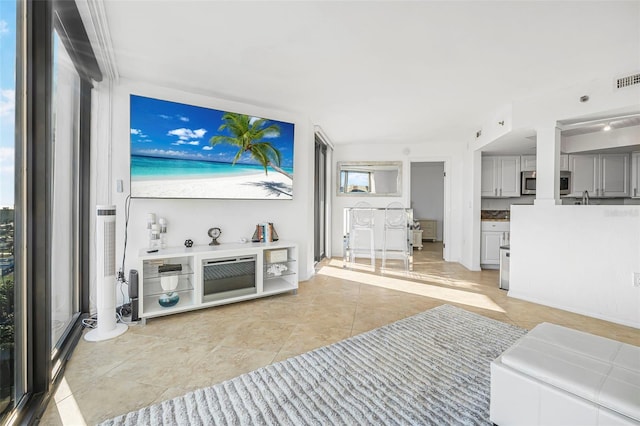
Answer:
[{"xmin": 603, "ymin": 123, "xmax": 611, "ymax": 131}]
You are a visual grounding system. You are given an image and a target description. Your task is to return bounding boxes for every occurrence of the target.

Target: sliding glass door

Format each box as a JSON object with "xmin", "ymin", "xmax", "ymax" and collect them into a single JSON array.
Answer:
[
  {"xmin": 0, "ymin": 0, "xmax": 20, "ymax": 419},
  {"xmin": 51, "ymin": 29, "xmax": 81, "ymax": 351},
  {"xmin": 0, "ymin": 0, "xmax": 100, "ymax": 422}
]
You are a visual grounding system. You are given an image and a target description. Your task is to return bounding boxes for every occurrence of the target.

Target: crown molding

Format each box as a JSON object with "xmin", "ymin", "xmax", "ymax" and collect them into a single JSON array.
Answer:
[{"xmin": 314, "ymin": 125, "xmax": 335, "ymax": 150}]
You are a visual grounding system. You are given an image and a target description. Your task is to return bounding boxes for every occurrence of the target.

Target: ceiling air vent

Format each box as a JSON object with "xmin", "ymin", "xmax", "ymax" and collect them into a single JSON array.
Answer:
[{"xmin": 616, "ymin": 73, "xmax": 640, "ymax": 89}]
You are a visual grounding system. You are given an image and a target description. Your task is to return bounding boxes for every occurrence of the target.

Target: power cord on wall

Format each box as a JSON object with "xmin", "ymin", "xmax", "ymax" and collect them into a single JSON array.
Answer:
[
  {"xmin": 115, "ymin": 194, "xmax": 133, "ymax": 324},
  {"xmin": 117, "ymin": 194, "xmax": 132, "ymax": 284}
]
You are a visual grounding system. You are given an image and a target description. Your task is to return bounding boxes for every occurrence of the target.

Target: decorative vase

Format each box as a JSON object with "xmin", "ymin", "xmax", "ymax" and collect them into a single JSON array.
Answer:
[{"xmin": 159, "ymin": 275, "xmax": 180, "ymax": 307}]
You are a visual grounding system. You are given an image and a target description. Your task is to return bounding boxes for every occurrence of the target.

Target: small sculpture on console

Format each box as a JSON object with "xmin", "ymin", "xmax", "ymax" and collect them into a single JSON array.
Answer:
[{"xmin": 267, "ymin": 263, "xmax": 288, "ymax": 277}]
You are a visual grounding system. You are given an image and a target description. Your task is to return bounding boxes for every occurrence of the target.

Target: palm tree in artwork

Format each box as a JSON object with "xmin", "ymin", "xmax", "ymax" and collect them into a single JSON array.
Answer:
[{"xmin": 210, "ymin": 112, "xmax": 292, "ymax": 180}]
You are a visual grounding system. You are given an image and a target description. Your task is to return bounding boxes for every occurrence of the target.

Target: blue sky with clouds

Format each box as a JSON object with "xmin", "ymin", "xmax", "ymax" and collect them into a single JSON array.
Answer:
[
  {"xmin": 0, "ymin": 1, "xmax": 16, "ymax": 207},
  {"xmin": 130, "ymin": 95, "xmax": 295, "ymax": 168}
]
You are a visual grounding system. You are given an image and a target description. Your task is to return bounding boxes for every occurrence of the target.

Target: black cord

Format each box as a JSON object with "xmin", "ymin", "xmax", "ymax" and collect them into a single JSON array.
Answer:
[
  {"xmin": 120, "ymin": 194, "xmax": 132, "ymax": 281},
  {"xmin": 116, "ymin": 195, "xmax": 133, "ymax": 322}
]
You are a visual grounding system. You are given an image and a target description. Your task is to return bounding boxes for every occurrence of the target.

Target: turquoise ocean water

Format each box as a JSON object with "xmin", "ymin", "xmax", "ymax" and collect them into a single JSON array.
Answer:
[{"xmin": 131, "ymin": 155, "xmax": 293, "ymax": 180}]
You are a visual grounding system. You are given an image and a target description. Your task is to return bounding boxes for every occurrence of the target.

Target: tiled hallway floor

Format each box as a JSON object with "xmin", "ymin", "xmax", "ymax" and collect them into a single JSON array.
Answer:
[{"xmin": 41, "ymin": 243, "xmax": 639, "ymax": 424}]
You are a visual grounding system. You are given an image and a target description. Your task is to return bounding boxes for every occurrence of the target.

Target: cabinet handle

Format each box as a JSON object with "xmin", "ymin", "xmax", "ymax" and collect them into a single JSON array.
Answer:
[
  {"xmin": 494, "ymin": 188, "xmax": 497, "ymax": 196},
  {"xmin": 635, "ymin": 188, "xmax": 637, "ymax": 197},
  {"xmin": 499, "ymin": 188, "xmax": 502, "ymax": 196}
]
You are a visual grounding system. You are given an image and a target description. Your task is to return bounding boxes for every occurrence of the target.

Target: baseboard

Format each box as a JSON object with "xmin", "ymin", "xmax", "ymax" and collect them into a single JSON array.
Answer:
[{"xmin": 507, "ymin": 290, "xmax": 640, "ymax": 329}]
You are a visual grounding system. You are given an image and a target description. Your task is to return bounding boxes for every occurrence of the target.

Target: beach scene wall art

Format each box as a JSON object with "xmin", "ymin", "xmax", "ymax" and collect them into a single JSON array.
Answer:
[{"xmin": 129, "ymin": 94, "xmax": 295, "ymax": 199}]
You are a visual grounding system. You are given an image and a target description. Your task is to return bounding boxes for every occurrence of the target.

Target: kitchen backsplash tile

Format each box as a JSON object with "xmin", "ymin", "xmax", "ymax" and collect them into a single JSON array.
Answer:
[{"xmin": 481, "ymin": 209, "xmax": 510, "ymax": 220}]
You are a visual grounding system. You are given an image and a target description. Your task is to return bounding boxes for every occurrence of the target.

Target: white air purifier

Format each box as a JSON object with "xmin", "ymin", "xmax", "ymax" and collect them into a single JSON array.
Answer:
[{"xmin": 85, "ymin": 205, "xmax": 128, "ymax": 342}]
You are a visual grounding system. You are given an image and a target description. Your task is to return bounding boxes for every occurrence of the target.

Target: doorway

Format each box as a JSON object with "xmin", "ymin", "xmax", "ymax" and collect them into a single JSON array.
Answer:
[
  {"xmin": 410, "ymin": 162, "xmax": 445, "ymax": 258},
  {"xmin": 314, "ymin": 133, "xmax": 332, "ymax": 264}
]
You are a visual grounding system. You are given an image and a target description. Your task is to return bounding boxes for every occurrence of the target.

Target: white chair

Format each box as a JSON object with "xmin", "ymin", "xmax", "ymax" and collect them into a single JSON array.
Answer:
[
  {"xmin": 349, "ymin": 202, "xmax": 375, "ymax": 268},
  {"xmin": 382, "ymin": 202, "xmax": 409, "ymax": 271}
]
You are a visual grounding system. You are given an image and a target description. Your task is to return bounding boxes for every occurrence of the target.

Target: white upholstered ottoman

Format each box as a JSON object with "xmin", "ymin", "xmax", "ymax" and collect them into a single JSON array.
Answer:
[{"xmin": 490, "ymin": 322, "xmax": 640, "ymax": 425}]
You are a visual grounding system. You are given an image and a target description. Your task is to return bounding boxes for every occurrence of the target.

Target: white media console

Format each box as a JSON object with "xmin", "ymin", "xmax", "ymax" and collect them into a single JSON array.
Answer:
[{"xmin": 137, "ymin": 241, "xmax": 298, "ymax": 321}]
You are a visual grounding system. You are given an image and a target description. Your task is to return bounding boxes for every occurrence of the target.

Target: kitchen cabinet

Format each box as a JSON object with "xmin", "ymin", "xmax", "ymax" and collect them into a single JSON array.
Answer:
[
  {"xmin": 631, "ymin": 152, "xmax": 640, "ymax": 198},
  {"xmin": 520, "ymin": 155, "xmax": 536, "ymax": 172},
  {"xmin": 520, "ymin": 155, "xmax": 569, "ymax": 172},
  {"xmin": 480, "ymin": 221, "xmax": 510, "ymax": 269},
  {"xmin": 481, "ymin": 156, "xmax": 521, "ymax": 197},
  {"xmin": 568, "ymin": 153, "xmax": 630, "ymax": 197}
]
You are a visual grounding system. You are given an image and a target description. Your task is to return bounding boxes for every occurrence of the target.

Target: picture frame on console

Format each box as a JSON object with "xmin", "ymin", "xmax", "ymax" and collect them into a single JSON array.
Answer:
[{"xmin": 129, "ymin": 94, "xmax": 295, "ymax": 200}]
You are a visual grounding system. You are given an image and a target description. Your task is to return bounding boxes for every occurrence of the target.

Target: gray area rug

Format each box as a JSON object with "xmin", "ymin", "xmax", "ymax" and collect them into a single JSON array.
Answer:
[{"xmin": 100, "ymin": 305, "xmax": 526, "ymax": 425}]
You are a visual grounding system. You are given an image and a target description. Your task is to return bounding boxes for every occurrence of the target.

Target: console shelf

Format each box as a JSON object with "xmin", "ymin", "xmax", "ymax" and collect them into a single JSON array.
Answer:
[
  {"xmin": 137, "ymin": 241, "xmax": 298, "ymax": 321},
  {"xmin": 143, "ymin": 275, "xmax": 194, "ymax": 298},
  {"xmin": 143, "ymin": 291, "xmax": 195, "ymax": 317},
  {"xmin": 263, "ymin": 278, "xmax": 298, "ymax": 294}
]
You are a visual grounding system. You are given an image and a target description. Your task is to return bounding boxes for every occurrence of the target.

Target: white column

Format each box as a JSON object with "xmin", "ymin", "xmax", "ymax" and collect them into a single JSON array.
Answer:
[{"xmin": 534, "ymin": 125, "xmax": 562, "ymax": 206}]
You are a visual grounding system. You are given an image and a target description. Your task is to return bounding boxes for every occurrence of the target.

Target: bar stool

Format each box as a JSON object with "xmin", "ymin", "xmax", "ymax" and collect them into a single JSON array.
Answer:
[
  {"xmin": 382, "ymin": 201, "xmax": 409, "ymax": 271},
  {"xmin": 349, "ymin": 202, "xmax": 375, "ymax": 268}
]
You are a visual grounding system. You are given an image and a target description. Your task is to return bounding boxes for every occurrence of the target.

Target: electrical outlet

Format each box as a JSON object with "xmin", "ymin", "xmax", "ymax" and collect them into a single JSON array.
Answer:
[{"xmin": 634, "ymin": 272, "xmax": 640, "ymax": 287}]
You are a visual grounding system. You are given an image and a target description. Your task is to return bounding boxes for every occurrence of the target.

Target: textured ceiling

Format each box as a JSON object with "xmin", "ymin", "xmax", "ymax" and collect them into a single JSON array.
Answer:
[{"xmin": 99, "ymin": 1, "xmax": 640, "ymax": 145}]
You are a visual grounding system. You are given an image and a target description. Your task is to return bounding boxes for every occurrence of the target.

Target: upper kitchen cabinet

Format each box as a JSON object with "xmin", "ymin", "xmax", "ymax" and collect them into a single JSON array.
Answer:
[
  {"xmin": 632, "ymin": 152, "xmax": 640, "ymax": 198},
  {"xmin": 481, "ymin": 156, "xmax": 521, "ymax": 197},
  {"xmin": 568, "ymin": 153, "xmax": 630, "ymax": 197},
  {"xmin": 560, "ymin": 154, "xmax": 569, "ymax": 171},
  {"xmin": 520, "ymin": 155, "xmax": 536, "ymax": 172},
  {"xmin": 569, "ymin": 154, "xmax": 598, "ymax": 196},
  {"xmin": 520, "ymin": 155, "xmax": 569, "ymax": 172}
]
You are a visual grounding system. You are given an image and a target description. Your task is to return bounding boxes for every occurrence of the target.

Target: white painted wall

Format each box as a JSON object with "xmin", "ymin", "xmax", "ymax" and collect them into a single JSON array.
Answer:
[
  {"xmin": 410, "ymin": 162, "xmax": 444, "ymax": 241},
  {"xmin": 331, "ymin": 141, "xmax": 466, "ymax": 263},
  {"xmin": 92, "ymin": 79, "xmax": 316, "ymax": 309},
  {"xmin": 509, "ymin": 204, "xmax": 640, "ymax": 328},
  {"xmin": 562, "ymin": 125, "xmax": 640, "ymax": 154},
  {"xmin": 460, "ymin": 149, "xmax": 482, "ymax": 271}
]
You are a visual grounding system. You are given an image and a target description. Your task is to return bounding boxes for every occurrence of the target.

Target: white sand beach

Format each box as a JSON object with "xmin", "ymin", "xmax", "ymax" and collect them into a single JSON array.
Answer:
[{"xmin": 131, "ymin": 172, "xmax": 293, "ymax": 199}]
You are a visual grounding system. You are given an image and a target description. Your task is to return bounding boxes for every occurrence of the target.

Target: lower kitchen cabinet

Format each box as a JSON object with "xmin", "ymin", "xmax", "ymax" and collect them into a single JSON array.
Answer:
[{"xmin": 481, "ymin": 221, "xmax": 510, "ymax": 269}]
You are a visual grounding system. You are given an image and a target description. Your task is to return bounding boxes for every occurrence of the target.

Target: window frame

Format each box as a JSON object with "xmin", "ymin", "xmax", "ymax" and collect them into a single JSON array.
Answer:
[{"xmin": 8, "ymin": 0, "xmax": 101, "ymax": 423}]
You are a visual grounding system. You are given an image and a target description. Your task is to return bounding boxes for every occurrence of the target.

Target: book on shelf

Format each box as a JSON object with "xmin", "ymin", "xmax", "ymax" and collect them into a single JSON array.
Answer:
[{"xmin": 251, "ymin": 222, "xmax": 279, "ymax": 243}]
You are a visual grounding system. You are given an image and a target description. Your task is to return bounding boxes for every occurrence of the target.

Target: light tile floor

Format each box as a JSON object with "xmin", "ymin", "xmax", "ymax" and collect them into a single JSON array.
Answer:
[{"xmin": 40, "ymin": 243, "xmax": 639, "ymax": 425}]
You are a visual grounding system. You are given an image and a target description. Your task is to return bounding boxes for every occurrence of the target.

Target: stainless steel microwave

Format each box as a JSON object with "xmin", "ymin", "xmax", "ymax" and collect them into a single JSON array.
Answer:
[{"xmin": 521, "ymin": 171, "xmax": 571, "ymax": 195}]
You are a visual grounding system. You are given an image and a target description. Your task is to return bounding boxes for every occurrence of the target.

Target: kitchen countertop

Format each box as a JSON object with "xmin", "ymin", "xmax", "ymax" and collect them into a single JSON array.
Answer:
[{"xmin": 481, "ymin": 209, "xmax": 510, "ymax": 221}]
